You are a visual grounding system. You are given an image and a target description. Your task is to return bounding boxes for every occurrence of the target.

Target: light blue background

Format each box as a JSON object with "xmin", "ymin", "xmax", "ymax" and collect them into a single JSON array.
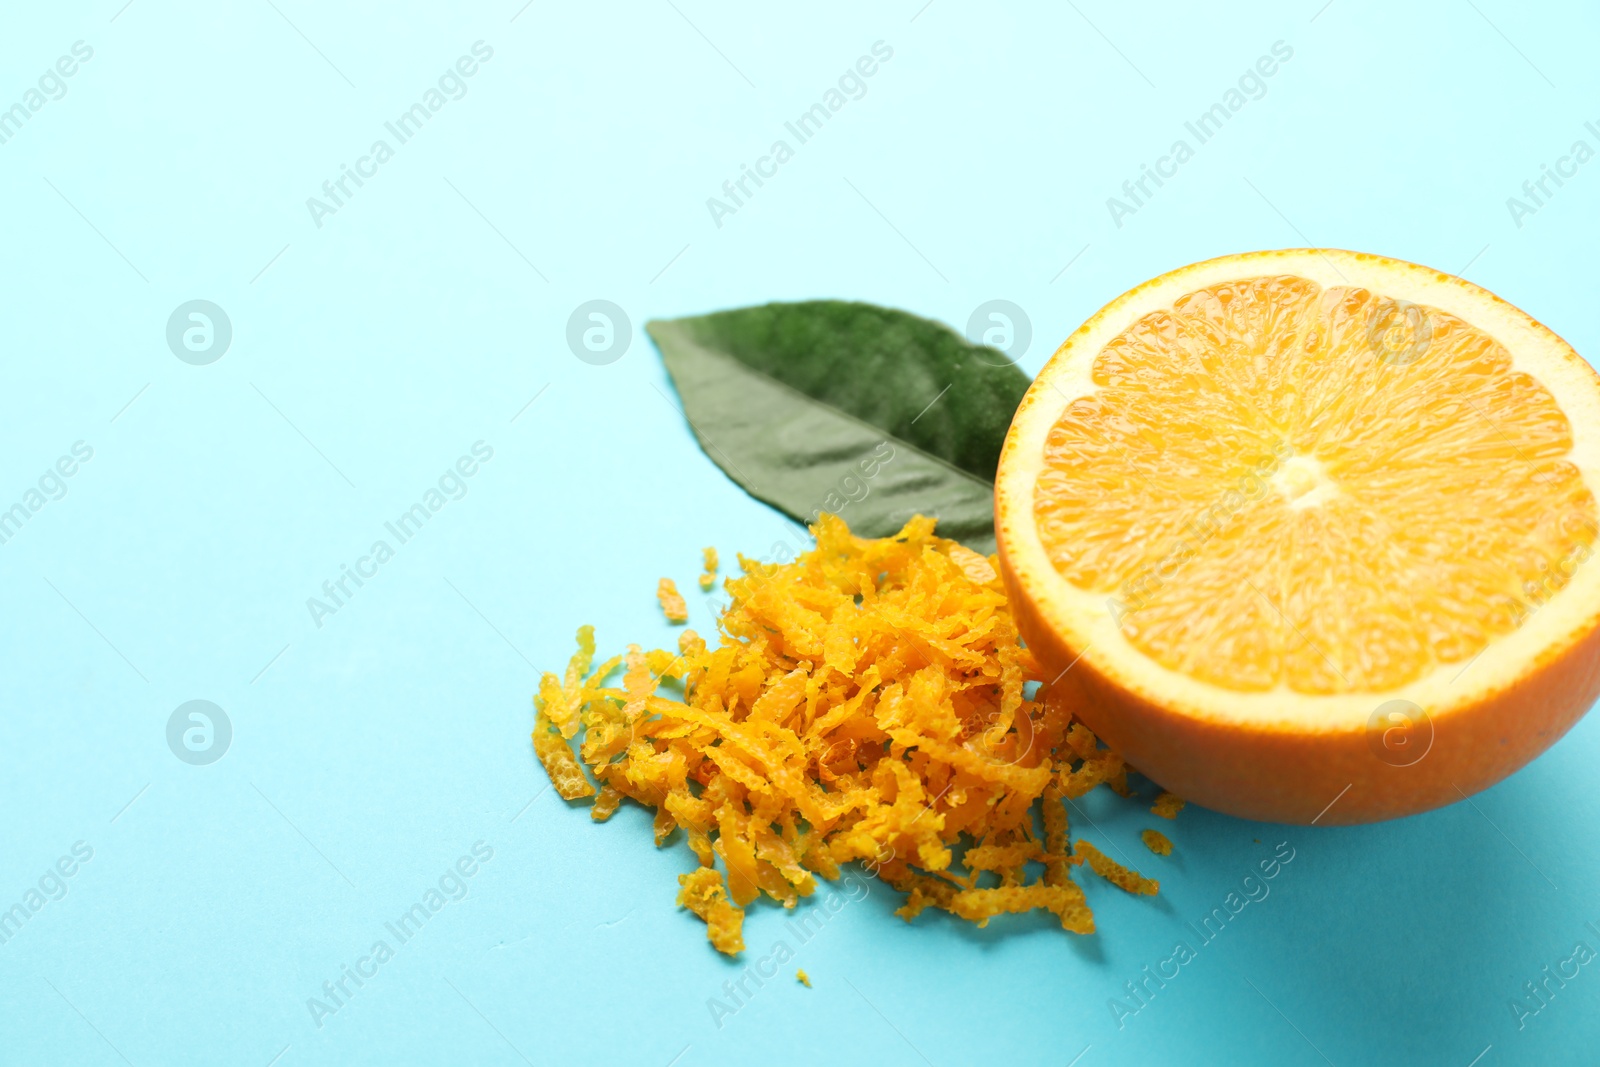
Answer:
[{"xmin": 2, "ymin": 2, "xmax": 1597, "ymax": 1064}]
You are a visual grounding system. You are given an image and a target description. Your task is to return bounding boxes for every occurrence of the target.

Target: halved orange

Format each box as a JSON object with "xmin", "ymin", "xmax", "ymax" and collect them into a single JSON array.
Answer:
[{"xmin": 995, "ymin": 249, "xmax": 1600, "ymax": 824}]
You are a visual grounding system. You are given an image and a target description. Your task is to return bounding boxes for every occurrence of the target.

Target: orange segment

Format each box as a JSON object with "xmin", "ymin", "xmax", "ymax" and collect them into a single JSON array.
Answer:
[{"xmin": 997, "ymin": 249, "xmax": 1600, "ymax": 823}]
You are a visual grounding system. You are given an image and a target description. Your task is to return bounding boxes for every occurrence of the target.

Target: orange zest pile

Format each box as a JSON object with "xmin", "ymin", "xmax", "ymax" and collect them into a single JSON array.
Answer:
[{"xmin": 532, "ymin": 514, "xmax": 1168, "ymax": 954}]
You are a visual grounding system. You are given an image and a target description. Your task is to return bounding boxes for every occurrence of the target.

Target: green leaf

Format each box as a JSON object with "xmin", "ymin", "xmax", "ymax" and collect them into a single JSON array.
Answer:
[{"xmin": 646, "ymin": 300, "xmax": 1031, "ymax": 554}]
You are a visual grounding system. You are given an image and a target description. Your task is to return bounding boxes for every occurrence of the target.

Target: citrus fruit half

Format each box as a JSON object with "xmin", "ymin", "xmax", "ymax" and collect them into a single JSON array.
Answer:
[{"xmin": 995, "ymin": 249, "xmax": 1600, "ymax": 824}]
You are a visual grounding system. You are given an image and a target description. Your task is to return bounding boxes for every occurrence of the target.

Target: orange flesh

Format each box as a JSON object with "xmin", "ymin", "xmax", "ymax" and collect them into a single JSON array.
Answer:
[{"xmin": 1032, "ymin": 275, "xmax": 1598, "ymax": 695}]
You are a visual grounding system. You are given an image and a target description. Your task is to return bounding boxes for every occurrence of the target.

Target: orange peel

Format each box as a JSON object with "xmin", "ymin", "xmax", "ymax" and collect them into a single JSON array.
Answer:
[
  {"xmin": 657, "ymin": 578, "xmax": 689, "ymax": 623},
  {"xmin": 676, "ymin": 867, "xmax": 745, "ymax": 954},
  {"xmin": 1151, "ymin": 792, "xmax": 1185, "ymax": 820},
  {"xmin": 535, "ymin": 515, "xmax": 1168, "ymax": 954},
  {"xmin": 1076, "ymin": 839, "xmax": 1158, "ymax": 895},
  {"xmin": 1141, "ymin": 829, "xmax": 1173, "ymax": 856}
]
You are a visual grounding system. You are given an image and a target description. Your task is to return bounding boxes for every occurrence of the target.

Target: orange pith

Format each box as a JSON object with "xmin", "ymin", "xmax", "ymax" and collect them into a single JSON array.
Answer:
[{"xmin": 1032, "ymin": 275, "xmax": 1598, "ymax": 695}]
